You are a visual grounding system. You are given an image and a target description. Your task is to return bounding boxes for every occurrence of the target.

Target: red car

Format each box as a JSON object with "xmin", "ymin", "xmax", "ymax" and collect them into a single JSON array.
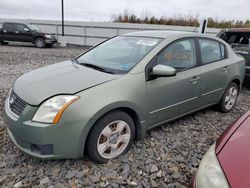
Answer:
[{"xmin": 189, "ymin": 110, "xmax": 250, "ymax": 188}]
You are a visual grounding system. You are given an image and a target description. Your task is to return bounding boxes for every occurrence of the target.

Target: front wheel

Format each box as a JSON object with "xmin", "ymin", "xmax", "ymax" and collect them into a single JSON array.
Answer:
[
  {"xmin": 86, "ymin": 111, "xmax": 135, "ymax": 163},
  {"xmin": 218, "ymin": 82, "xmax": 239, "ymax": 113},
  {"xmin": 35, "ymin": 38, "xmax": 46, "ymax": 48},
  {"xmin": 46, "ymin": 43, "xmax": 53, "ymax": 48}
]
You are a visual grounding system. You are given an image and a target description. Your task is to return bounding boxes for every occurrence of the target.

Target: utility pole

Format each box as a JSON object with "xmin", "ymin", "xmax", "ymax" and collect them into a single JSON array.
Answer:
[{"xmin": 61, "ymin": 0, "xmax": 64, "ymax": 36}]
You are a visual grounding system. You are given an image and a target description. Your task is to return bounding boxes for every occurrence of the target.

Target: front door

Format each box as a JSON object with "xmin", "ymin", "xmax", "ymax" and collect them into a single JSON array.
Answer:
[
  {"xmin": 15, "ymin": 24, "xmax": 33, "ymax": 42},
  {"xmin": 146, "ymin": 38, "xmax": 201, "ymax": 127}
]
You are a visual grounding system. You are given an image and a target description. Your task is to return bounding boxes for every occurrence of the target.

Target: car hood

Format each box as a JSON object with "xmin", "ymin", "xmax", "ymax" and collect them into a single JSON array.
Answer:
[
  {"xmin": 33, "ymin": 30, "xmax": 54, "ymax": 35},
  {"xmin": 13, "ymin": 61, "xmax": 120, "ymax": 106},
  {"xmin": 216, "ymin": 111, "xmax": 250, "ymax": 188}
]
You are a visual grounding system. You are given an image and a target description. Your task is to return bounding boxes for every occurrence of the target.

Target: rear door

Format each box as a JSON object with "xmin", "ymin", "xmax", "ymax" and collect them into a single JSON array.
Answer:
[
  {"xmin": 2, "ymin": 23, "xmax": 18, "ymax": 41},
  {"xmin": 196, "ymin": 38, "xmax": 231, "ymax": 106}
]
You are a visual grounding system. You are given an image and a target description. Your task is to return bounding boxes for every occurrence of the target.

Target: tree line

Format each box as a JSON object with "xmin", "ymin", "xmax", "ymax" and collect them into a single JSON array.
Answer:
[{"xmin": 112, "ymin": 11, "xmax": 250, "ymax": 28}]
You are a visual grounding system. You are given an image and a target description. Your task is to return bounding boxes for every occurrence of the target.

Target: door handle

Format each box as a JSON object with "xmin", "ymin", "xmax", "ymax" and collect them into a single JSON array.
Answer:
[
  {"xmin": 15, "ymin": 31, "xmax": 19, "ymax": 34},
  {"xmin": 190, "ymin": 76, "xmax": 201, "ymax": 83},
  {"xmin": 223, "ymin": 66, "xmax": 231, "ymax": 71},
  {"xmin": 3, "ymin": 30, "xmax": 7, "ymax": 33}
]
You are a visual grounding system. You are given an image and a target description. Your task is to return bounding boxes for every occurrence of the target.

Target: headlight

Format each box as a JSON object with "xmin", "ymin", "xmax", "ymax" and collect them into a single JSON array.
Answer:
[
  {"xmin": 45, "ymin": 34, "xmax": 52, "ymax": 39},
  {"xmin": 195, "ymin": 144, "xmax": 229, "ymax": 188},
  {"xmin": 32, "ymin": 95, "xmax": 80, "ymax": 124}
]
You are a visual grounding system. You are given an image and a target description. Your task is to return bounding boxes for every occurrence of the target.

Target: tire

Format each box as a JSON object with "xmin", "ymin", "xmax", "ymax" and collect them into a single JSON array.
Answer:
[
  {"xmin": 218, "ymin": 82, "xmax": 239, "ymax": 113},
  {"xmin": 35, "ymin": 38, "xmax": 46, "ymax": 48},
  {"xmin": 86, "ymin": 110, "xmax": 135, "ymax": 163},
  {"xmin": 46, "ymin": 43, "xmax": 53, "ymax": 48},
  {"xmin": 1, "ymin": 41, "xmax": 8, "ymax": 45}
]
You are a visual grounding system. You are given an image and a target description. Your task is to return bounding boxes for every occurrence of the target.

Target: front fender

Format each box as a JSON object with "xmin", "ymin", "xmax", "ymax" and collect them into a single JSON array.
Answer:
[{"xmin": 76, "ymin": 101, "xmax": 146, "ymax": 157}]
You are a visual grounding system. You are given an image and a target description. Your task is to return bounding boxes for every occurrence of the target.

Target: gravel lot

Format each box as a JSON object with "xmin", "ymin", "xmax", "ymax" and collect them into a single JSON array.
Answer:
[{"xmin": 0, "ymin": 43, "xmax": 250, "ymax": 188}]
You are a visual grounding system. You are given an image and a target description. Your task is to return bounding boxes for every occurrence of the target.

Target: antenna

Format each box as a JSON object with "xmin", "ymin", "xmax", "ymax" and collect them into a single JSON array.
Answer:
[{"xmin": 198, "ymin": 18, "xmax": 208, "ymax": 34}]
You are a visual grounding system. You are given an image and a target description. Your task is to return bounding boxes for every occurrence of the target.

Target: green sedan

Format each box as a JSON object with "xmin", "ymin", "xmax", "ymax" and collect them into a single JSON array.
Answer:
[{"xmin": 5, "ymin": 31, "xmax": 245, "ymax": 163}]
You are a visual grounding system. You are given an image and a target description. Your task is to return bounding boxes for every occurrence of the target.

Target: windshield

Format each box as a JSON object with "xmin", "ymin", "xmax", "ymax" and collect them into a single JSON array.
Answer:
[
  {"xmin": 27, "ymin": 24, "xmax": 40, "ymax": 31},
  {"xmin": 77, "ymin": 36, "xmax": 162, "ymax": 73}
]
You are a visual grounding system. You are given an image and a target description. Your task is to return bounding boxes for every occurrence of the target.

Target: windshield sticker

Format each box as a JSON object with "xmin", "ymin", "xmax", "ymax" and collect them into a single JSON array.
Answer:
[
  {"xmin": 121, "ymin": 63, "xmax": 132, "ymax": 69},
  {"xmin": 136, "ymin": 40, "xmax": 158, "ymax": 46}
]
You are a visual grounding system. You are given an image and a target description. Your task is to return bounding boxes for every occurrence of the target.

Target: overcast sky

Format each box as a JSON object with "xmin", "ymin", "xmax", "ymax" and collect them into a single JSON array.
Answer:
[{"xmin": 0, "ymin": 0, "xmax": 249, "ymax": 22}]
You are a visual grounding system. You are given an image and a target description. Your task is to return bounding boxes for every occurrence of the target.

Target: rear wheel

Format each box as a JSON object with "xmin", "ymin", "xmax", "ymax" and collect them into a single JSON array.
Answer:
[
  {"xmin": 218, "ymin": 82, "xmax": 239, "ymax": 113},
  {"xmin": 35, "ymin": 38, "xmax": 46, "ymax": 48},
  {"xmin": 86, "ymin": 111, "xmax": 135, "ymax": 163}
]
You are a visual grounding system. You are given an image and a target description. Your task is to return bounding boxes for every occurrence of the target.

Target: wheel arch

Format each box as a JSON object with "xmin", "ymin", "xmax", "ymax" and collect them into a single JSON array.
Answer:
[
  {"xmin": 33, "ymin": 35, "xmax": 45, "ymax": 43},
  {"xmin": 78, "ymin": 103, "xmax": 146, "ymax": 157},
  {"xmin": 227, "ymin": 76, "xmax": 242, "ymax": 92},
  {"xmin": 231, "ymin": 78, "xmax": 241, "ymax": 90}
]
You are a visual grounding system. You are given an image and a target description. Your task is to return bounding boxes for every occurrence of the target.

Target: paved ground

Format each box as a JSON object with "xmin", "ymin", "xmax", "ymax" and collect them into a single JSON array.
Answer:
[{"xmin": 0, "ymin": 43, "xmax": 250, "ymax": 188}]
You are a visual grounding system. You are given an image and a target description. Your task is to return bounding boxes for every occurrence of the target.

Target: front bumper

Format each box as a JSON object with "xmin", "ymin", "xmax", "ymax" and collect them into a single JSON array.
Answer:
[
  {"xmin": 4, "ymin": 97, "xmax": 86, "ymax": 159},
  {"xmin": 45, "ymin": 38, "xmax": 57, "ymax": 44}
]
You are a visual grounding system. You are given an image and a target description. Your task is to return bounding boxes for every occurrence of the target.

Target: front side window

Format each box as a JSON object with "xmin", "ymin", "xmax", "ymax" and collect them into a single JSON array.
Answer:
[
  {"xmin": 27, "ymin": 24, "xmax": 40, "ymax": 31},
  {"xmin": 199, "ymin": 39, "xmax": 224, "ymax": 64},
  {"xmin": 155, "ymin": 39, "xmax": 197, "ymax": 71},
  {"xmin": 16, "ymin": 24, "xmax": 27, "ymax": 31},
  {"xmin": 77, "ymin": 36, "xmax": 162, "ymax": 73}
]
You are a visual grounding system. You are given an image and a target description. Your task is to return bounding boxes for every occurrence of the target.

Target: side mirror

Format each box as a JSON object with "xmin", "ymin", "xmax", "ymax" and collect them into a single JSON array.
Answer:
[
  {"xmin": 151, "ymin": 64, "xmax": 176, "ymax": 77},
  {"xmin": 24, "ymin": 28, "xmax": 29, "ymax": 32}
]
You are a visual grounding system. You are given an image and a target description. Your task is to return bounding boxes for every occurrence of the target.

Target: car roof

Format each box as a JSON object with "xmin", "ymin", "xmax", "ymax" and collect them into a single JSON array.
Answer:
[
  {"xmin": 2, "ymin": 22, "xmax": 29, "ymax": 25},
  {"xmin": 123, "ymin": 30, "xmax": 213, "ymax": 39},
  {"xmin": 223, "ymin": 28, "xmax": 250, "ymax": 33}
]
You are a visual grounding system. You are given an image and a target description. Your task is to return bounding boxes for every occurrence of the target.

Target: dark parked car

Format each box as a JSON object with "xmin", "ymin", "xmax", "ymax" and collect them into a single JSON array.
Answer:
[
  {"xmin": 189, "ymin": 110, "xmax": 250, "ymax": 188},
  {"xmin": 0, "ymin": 22, "xmax": 57, "ymax": 48},
  {"xmin": 217, "ymin": 29, "xmax": 250, "ymax": 83}
]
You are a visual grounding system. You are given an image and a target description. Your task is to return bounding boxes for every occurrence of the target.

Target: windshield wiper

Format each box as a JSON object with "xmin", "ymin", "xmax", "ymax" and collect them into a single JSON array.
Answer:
[
  {"xmin": 71, "ymin": 58, "xmax": 79, "ymax": 64},
  {"xmin": 79, "ymin": 62, "xmax": 115, "ymax": 74}
]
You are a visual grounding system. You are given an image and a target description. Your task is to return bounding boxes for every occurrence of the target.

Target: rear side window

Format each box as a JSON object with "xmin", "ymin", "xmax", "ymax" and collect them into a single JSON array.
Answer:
[
  {"xmin": 198, "ymin": 39, "xmax": 225, "ymax": 64},
  {"xmin": 227, "ymin": 34, "xmax": 238, "ymax": 43},
  {"xmin": 4, "ymin": 23, "xmax": 17, "ymax": 31}
]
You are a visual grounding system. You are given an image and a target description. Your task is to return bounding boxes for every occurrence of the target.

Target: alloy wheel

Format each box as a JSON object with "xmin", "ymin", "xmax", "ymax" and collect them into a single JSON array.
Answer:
[
  {"xmin": 97, "ymin": 120, "xmax": 131, "ymax": 159},
  {"xmin": 224, "ymin": 86, "xmax": 238, "ymax": 111}
]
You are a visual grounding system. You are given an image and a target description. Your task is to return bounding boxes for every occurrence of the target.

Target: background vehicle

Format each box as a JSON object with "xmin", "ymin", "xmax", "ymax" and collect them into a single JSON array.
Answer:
[
  {"xmin": 217, "ymin": 29, "xmax": 250, "ymax": 83},
  {"xmin": 5, "ymin": 31, "xmax": 245, "ymax": 163},
  {"xmin": 189, "ymin": 110, "xmax": 250, "ymax": 188},
  {"xmin": 0, "ymin": 22, "xmax": 57, "ymax": 48}
]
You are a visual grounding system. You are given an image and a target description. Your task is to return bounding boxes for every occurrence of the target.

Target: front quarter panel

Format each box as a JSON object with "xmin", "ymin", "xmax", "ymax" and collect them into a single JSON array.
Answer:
[{"xmin": 60, "ymin": 73, "xmax": 148, "ymax": 157}]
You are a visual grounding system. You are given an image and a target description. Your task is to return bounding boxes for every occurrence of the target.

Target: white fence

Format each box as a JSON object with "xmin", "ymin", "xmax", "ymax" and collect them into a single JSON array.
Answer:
[{"xmin": 0, "ymin": 19, "xmax": 221, "ymax": 46}]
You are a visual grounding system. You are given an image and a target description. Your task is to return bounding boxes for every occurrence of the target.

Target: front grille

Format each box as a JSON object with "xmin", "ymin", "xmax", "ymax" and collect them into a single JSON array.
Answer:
[{"xmin": 9, "ymin": 91, "xmax": 27, "ymax": 117}]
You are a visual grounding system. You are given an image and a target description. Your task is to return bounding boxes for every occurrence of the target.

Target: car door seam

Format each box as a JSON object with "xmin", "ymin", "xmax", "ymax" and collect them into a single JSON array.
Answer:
[
  {"xmin": 149, "ymin": 97, "xmax": 198, "ymax": 114},
  {"xmin": 201, "ymin": 88, "xmax": 224, "ymax": 97}
]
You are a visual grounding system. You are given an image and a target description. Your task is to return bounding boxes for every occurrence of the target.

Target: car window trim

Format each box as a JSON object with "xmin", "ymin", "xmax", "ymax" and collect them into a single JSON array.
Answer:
[
  {"xmin": 145, "ymin": 37, "xmax": 199, "ymax": 81},
  {"xmin": 196, "ymin": 37, "xmax": 228, "ymax": 66}
]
